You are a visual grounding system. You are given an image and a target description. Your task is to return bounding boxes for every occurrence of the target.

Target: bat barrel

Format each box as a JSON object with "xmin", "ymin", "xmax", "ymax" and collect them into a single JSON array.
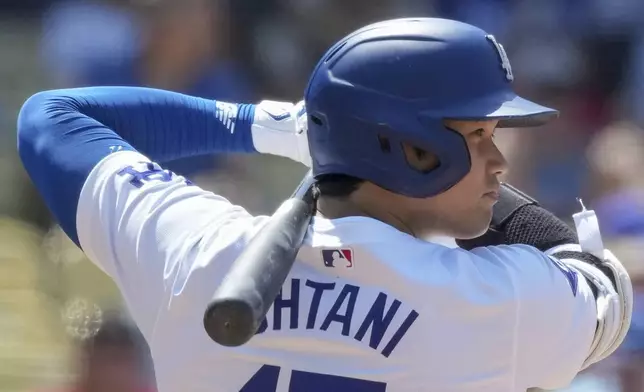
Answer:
[{"xmin": 203, "ymin": 171, "xmax": 315, "ymax": 347}]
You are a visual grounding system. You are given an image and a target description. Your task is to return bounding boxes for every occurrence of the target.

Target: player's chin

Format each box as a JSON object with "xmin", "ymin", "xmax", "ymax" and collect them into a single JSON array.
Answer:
[{"xmin": 456, "ymin": 210, "xmax": 493, "ymax": 239}]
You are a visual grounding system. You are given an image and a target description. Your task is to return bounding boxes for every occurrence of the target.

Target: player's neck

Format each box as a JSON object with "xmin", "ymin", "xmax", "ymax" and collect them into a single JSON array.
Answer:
[{"xmin": 316, "ymin": 196, "xmax": 418, "ymax": 237}]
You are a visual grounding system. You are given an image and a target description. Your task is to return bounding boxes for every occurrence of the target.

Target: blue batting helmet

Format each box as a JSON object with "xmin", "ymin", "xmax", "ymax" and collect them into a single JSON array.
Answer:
[{"xmin": 305, "ymin": 17, "xmax": 558, "ymax": 198}]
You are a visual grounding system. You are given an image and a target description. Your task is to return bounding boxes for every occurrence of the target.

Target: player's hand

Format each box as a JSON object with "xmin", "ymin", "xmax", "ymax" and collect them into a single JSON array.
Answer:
[{"xmin": 252, "ymin": 100, "xmax": 311, "ymax": 167}]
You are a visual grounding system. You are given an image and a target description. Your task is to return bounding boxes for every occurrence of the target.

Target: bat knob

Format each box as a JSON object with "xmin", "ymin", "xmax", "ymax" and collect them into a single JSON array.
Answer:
[{"xmin": 203, "ymin": 298, "xmax": 257, "ymax": 347}]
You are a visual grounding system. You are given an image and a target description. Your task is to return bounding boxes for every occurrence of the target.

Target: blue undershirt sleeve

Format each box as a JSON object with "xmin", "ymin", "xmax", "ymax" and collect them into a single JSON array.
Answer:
[{"xmin": 17, "ymin": 86, "xmax": 257, "ymax": 246}]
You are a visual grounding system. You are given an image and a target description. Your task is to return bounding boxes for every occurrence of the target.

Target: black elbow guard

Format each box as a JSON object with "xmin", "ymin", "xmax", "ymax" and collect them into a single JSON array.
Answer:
[{"xmin": 456, "ymin": 183, "xmax": 577, "ymax": 251}]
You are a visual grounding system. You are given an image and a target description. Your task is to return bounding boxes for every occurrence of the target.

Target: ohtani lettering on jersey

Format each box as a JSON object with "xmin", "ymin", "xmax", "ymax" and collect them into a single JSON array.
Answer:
[{"xmin": 256, "ymin": 279, "xmax": 419, "ymax": 358}]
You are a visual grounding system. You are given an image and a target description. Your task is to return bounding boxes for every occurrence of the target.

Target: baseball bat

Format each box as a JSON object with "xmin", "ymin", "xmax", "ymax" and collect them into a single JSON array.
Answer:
[{"xmin": 203, "ymin": 170, "xmax": 316, "ymax": 347}]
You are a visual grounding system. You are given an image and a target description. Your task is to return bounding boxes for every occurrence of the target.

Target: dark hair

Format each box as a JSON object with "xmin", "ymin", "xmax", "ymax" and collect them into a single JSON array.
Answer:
[{"xmin": 314, "ymin": 174, "xmax": 364, "ymax": 199}]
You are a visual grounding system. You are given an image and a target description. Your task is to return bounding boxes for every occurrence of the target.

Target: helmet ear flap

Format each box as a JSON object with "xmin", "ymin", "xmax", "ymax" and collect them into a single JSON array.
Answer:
[
  {"xmin": 308, "ymin": 109, "xmax": 472, "ymax": 198},
  {"xmin": 401, "ymin": 143, "xmax": 441, "ymax": 174},
  {"xmin": 376, "ymin": 131, "xmax": 441, "ymax": 174}
]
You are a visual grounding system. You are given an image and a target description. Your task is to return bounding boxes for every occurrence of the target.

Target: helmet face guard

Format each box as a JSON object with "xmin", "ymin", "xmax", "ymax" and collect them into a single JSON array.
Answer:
[{"xmin": 305, "ymin": 18, "xmax": 558, "ymax": 198}]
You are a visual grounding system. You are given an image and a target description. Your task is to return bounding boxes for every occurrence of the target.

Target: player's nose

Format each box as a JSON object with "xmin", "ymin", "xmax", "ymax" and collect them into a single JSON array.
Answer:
[{"xmin": 485, "ymin": 140, "xmax": 508, "ymax": 178}]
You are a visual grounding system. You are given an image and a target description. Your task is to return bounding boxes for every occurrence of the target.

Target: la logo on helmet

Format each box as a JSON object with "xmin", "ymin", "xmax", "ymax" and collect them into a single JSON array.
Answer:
[{"xmin": 486, "ymin": 35, "xmax": 514, "ymax": 82}]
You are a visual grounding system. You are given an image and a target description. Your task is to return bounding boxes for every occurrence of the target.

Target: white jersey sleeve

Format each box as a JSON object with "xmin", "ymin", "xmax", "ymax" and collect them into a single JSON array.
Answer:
[
  {"xmin": 468, "ymin": 245, "xmax": 597, "ymax": 390},
  {"xmin": 76, "ymin": 150, "xmax": 267, "ymax": 338}
]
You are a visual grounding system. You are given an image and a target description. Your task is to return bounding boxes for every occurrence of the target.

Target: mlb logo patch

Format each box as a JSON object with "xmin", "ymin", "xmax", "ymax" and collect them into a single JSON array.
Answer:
[{"xmin": 321, "ymin": 249, "xmax": 354, "ymax": 269}]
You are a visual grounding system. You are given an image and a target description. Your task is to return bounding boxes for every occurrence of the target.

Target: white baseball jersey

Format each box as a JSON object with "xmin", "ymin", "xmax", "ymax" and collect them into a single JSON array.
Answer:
[{"xmin": 77, "ymin": 150, "xmax": 598, "ymax": 392}]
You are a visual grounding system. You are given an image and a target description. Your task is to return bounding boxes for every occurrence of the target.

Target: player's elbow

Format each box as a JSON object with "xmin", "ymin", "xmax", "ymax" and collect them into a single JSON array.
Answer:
[
  {"xmin": 18, "ymin": 91, "xmax": 50, "ymax": 169},
  {"xmin": 17, "ymin": 90, "xmax": 76, "ymax": 165},
  {"xmin": 18, "ymin": 90, "xmax": 57, "ymax": 142}
]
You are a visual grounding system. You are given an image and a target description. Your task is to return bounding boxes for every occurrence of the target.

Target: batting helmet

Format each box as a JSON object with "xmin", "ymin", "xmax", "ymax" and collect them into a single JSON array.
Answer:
[{"xmin": 305, "ymin": 18, "xmax": 558, "ymax": 198}]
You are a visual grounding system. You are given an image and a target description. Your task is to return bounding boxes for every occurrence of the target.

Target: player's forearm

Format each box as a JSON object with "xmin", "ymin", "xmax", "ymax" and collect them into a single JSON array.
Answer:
[
  {"xmin": 18, "ymin": 86, "xmax": 257, "ymax": 161},
  {"xmin": 17, "ymin": 86, "xmax": 257, "ymax": 245}
]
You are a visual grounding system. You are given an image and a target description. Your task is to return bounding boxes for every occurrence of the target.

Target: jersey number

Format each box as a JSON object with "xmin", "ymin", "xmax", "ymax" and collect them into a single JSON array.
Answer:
[{"xmin": 240, "ymin": 365, "xmax": 387, "ymax": 391}]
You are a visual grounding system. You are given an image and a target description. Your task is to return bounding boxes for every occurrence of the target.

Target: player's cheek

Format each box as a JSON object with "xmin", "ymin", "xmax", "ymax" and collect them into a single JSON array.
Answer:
[
  {"xmin": 480, "ymin": 138, "xmax": 506, "ymax": 172},
  {"xmin": 467, "ymin": 147, "xmax": 491, "ymax": 185}
]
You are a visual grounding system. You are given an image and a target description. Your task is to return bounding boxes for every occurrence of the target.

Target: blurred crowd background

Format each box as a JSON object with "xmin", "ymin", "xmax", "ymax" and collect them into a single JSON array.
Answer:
[{"xmin": 1, "ymin": 0, "xmax": 644, "ymax": 391}]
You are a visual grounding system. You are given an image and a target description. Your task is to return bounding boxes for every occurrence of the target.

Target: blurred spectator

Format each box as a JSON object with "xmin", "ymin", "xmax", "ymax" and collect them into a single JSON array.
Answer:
[
  {"xmin": 586, "ymin": 121, "xmax": 644, "ymax": 202},
  {"xmin": 40, "ymin": 0, "xmax": 256, "ymax": 177},
  {"xmin": 252, "ymin": 0, "xmax": 430, "ymax": 98},
  {"xmin": 40, "ymin": 0, "xmax": 140, "ymax": 88},
  {"xmin": 434, "ymin": 0, "xmax": 512, "ymax": 39},
  {"xmin": 48, "ymin": 313, "xmax": 156, "ymax": 392},
  {"xmin": 0, "ymin": 0, "xmax": 54, "ymax": 17},
  {"xmin": 580, "ymin": 0, "xmax": 644, "ymax": 120},
  {"xmin": 585, "ymin": 121, "xmax": 644, "ymax": 392},
  {"xmin": 42, "ymin": 0, "xmax": 253, "ymax": 100}
]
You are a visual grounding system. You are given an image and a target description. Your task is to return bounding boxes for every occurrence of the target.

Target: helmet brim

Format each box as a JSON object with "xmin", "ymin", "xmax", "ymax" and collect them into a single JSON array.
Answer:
[
  {"xmin": 432, "ymin": 91, "xmax": 559, "ymax": 128},
  {"xmin": 489, "ymin": 94, "xmax": 559, "ymax": 128}
]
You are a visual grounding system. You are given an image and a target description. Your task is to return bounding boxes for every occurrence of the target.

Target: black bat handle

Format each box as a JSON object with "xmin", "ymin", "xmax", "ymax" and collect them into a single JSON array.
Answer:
[{"xmin": 203, "ymin": 170, "xmax": 315, "ymax": 347}]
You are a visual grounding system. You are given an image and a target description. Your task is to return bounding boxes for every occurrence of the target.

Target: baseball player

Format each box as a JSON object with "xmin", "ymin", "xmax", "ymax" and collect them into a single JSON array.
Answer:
[{"xmin": 18, "ymin": 18, "xmax": 631, "ymax": 392}]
